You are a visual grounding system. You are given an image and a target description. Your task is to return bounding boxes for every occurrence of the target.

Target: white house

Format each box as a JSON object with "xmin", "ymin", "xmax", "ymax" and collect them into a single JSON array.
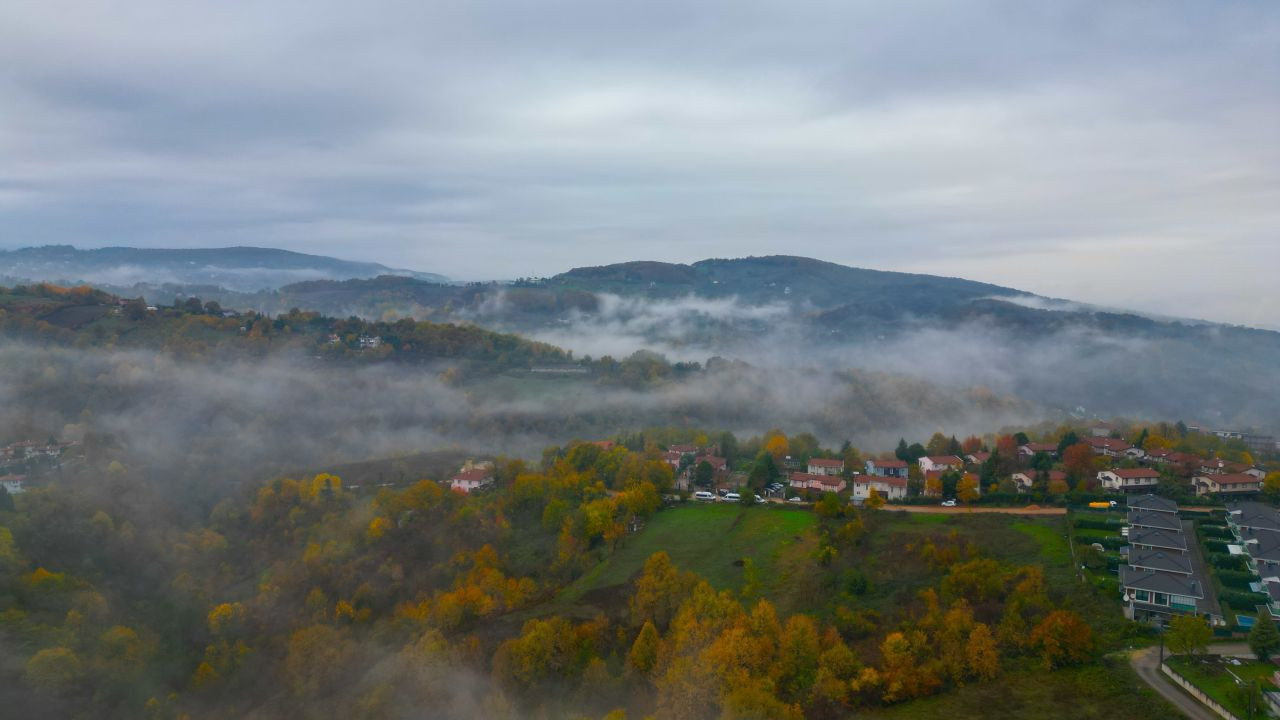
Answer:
[
  {"xmin": 807, "ymin": 458, "xmax": 844, "ymax": 476},
  {"xmin": 866, "ymin": 459, "xmax": 908, "ymax": 478},
  {"xmin": 450, "ymin": 464, "xmax": 495, "ymax": 493},
  {"xmin": 1, "ymin": 475, "xmax": 24, "ymax": 495},
  {"xmin": 852, "ymin": 476, "xmax": 907, "ymax": 501},
  {"xmin": 1194, "ymin": 473, "xmax": 1263, "ymax": 496},
  {"xmin": 918, "ymin": 455, "xmax": 963, "ymax": 474},
  {"xmin": 1098, "ymin": 468, "xmax": 1161, "ymax": 493}
]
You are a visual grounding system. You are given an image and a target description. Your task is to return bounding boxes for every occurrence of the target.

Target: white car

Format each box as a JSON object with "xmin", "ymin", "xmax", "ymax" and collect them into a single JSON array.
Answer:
[
  {"xmin": 724, "ymin": 492, "xmax": 741, "ymax": 501},
  {"xmin": 693, "ymin": 490, "xmax": 715, "ymax": 501},
  {"xmin": 754, "ymin": 495, "xmax": 764, "ymax": 503},
  {"xmin": 788, "ymin": 496, "xmax": 803, "ymax": 503},
  {"xmin": 941, "ymin": 499, "xmax": 957, "ymax": 507}
]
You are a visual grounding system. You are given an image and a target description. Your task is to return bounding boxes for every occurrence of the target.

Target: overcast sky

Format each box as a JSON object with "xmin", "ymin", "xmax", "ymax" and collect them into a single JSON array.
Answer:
[{"xmin": 2, "ymin": 1, "xmax": 1277, "ymax": 327}]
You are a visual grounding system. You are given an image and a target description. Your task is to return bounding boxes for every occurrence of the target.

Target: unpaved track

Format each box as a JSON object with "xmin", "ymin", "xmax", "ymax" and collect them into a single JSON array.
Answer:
[{"xmin": 885, "ymin": 504, "xmax": 1066, "ymax": 515}]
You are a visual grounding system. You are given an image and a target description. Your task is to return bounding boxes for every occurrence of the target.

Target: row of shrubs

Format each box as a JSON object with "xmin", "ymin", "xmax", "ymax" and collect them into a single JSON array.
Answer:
[
  {"xmin": 1210, "ymin": 553, "xmax": 1249, "ymax": 572},
  {"xmin": 1203, "ymin": 539, "xmax": 1229, "ymax": 554},
  {"xmin": 1198, "ymin": 525, "xmax": 1234, "ymax": 540},
  {"xmin": 1220, "ymin": 590, "xmax": 1269, "ymax": 612},
  {"xmin": 1074, "ymin": 518, "xmax": 1123, "ymax": 531},
  {"xmin": 1080, "ymin": 536, "xmax": 1126, "ymax": 551},
  {"xmin": 1217, "ymin": 569, "xmax": 1256, "ymax": 590}
]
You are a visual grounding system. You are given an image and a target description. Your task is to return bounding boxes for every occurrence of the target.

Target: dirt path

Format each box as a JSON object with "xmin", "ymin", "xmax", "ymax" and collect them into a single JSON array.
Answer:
[
  {"xmin": 1129, "ymin": 645, "xmax": 1256, "ymax": 720},
  {"xmin": 1130, "ymin": 647, "xmax": 1216, "ymax": 720},
  {"xmin": 885, "ymin": 504, "xmax": 1067, "ymax": 515}
]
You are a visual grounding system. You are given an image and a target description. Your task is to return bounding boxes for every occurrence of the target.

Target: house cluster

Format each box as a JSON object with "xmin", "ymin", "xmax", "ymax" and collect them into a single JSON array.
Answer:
[
  {"xmin": 787, "ymin": 458, "xmax": 849, "ymax": 495},
  {"xmin": 663, "ymin": 443, "xmax": 729, "ymax": 490},
  {"xmin": 0, "ymin": 439, "xmax": 73, "ymax": 464},
  {"xmin": 1226, "ymin": 501, "xmax": 1280, "ymax": 618},
  {"xmin": 1118, "ymin": 494, "xmax": 1218, "ymax": 623},
  {"xmin": 358, "ymin": 335, "xmax": 382, "ymax": 349},
  {"xmin": 1, "ymin": 474, "xmax": 25, "ymax": 495},
  {"xmin": 449, "ymin": 460, "xmax": 495, "ymax": 493}
]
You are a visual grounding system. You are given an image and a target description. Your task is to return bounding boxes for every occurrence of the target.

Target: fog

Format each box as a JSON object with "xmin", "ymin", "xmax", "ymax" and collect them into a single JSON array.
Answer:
[
  {"xmin": 0, "ymin": 337, "xmax": 1030, "ymax": 493},
  {"xmin": 495, "ymin": 293, "xmax": 1280, "ymax": 432}
]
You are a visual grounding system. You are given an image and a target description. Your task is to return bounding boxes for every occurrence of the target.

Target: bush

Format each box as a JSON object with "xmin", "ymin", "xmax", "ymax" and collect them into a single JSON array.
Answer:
[
  {"xmin": 1221, "ymin": 591, "xmax": 1269, "ymax": 612},
  {"xmin": 1074, "ymin": 518, "xmax": 1123, "ymax": 531},
  {"xmin": 1203, "ymin": 540, "xmax": 1229, "ymax": 554},
  {"xmin": 1211, "ymin": 554, "xmax": 1249, "ymax": 572},
  {"xmin": 1198, "ymin": 525, "xmax": 1234, "ymax": 540},
  {"xmin": 1218, "ymin": 570, "xmax": 1256, "ymax": 590}
]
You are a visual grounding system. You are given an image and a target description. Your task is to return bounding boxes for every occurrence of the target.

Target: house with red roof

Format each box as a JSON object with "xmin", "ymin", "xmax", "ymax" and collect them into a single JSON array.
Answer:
[
  {"xmin": 806, "ymin": 458, "xmax": 844, "ymax": 476},
  {"xmin": 853, "ymin": 475, "xmax": 907, "ymax": 501},
  {"xmin": 450, "ymin": 466, "xmax": 495, "ymax": 493},
  {"xmin": 865, "ymin": 458, "xmax": 908, "ymax": 478},
  {"xmin": 1194, "ymin": 473, "xmax": 1263, "ymax": 496},
  {"xmin": 789, "ymin": 472, "xmax": 846, "ymax": 493},
  {"xmin": 918, "ymin": 455, "xmax": 963, "ymax": 474},
  {"xmin": 1084, "ymin": 436, "xmax": 1143, "ymax": 459},
  {"xmin": 1017, "ymin": 443, "xmax": 1058, "ymax": 461},
  {"xmin": 1098, "ymin": 468, "xmax": 1161, "ymax": 493}
]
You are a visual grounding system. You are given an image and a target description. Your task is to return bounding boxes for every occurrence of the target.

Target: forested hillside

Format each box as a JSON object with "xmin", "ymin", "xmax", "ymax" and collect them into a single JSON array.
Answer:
[{"xmin": 0, "ymin": 438, "xmax": 1168, "ymax": 719}]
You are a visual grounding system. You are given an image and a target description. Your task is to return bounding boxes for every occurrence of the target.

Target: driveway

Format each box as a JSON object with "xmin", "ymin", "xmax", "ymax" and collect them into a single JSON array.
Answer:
[{"xmin": 1129, "ymin": 644, "xmax": 1257, "ymax": 720}]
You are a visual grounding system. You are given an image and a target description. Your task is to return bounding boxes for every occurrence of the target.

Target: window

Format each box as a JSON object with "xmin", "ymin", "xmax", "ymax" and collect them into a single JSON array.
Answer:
[
  {"xmin": 1154, "ymin": 593, "xmax": 1169, "ymax": 606},
  {"xmin": 1171, "ymin": 596, "xmax": 1196, "ymax": 612},
  {"xmin": 1135, "ymin": 589, "xmax": 1150, "ymax": 602}
]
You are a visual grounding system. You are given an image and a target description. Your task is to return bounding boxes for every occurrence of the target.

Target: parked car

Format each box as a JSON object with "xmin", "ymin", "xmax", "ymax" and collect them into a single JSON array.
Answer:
[
  {"xmin": 788, "ymin": 496, "xmax": 803, "ymax": 503},
  {"xmin": 724, "ymin": 492, "xmax": 741, "ymax": 501},
  {"xmin": 941, "ymin": 499, "xmax": 957, "ymax": 507},
  {"xmin": 693, "ymin": 490, "xmax": 715, "ymax": 501},
  {"xmin": 754, "ymin": 495, "xmax": 764, "ymax": 503}
]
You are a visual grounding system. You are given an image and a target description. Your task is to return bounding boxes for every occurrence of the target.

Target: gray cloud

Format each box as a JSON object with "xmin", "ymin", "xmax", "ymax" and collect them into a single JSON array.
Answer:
[{"xmin": 1, "ymin": 1, "xmax": 1277, "ymax": 326}]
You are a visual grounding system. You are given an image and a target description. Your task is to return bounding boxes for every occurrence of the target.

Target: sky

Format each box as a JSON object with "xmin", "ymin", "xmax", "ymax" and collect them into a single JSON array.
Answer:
[{"xmin": 1, "ymin": 1, "xmax": 1278, "ymax": 327}]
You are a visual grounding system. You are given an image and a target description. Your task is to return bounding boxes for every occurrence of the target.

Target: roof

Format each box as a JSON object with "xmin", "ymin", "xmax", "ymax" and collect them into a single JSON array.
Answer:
[
  {"xmin": 668, "ymin": 444, "xmax": 699, "ymax": 454},
  {"xmin": 1217, "ymin": 473, "xmax": 1261, "ymax": 486},
  {"xmin": 808, "ymin": 458, "xmax": 844, "ymax": 468},
  {"xmin": 1020, "ymin": 443, "xmax": 1057, "ymax": 453},
  {"xmin": 789, "ymin": 472, "xmax": 827, "ymax": 484},
  {"xmin": 1085, "ymin": 437, "xmax": 1132, "ymax": 452},
  {"xmin": 923, "ymin": 455, "xmax": 962, "ymax": 465},
  {"xmin": 869, "ymin": 459, "xmax": 908, "ymax": 468},
  {"xmin": 1127, "ymin": 510, "xmax": 1183, "ymax": 531},
  {"xmin": 816, "ymin": 476, "xmax": 846, "ymax": 487},
  {"xmin": 1127, "ymin": 494, "xmax": 1179, "ymax": 514},
  {"xmin": 967, "ymin": 452, "xmax": 991, "ymax": 463},
  {"xmin": 1108, "ymin": 468, "xmax": 1161, "ymax": 479},
  {"xmin": 1127, "ymin": 549, "xmax": 1193, "ymax": 575},
  {"xmin": 1119, "ymin": 565, "xmax": 1204, "ymax": 598},
  {"xmin": 452, "ymin": 468, "xmax": 493, "ymax": 483},
  {"xmin": 1128, "ymin": 527, "xmax": 1188, "ymax": 551},
  {"xmin": 696, "ymin": 455, "xmax": 728, "ymax": 467}
]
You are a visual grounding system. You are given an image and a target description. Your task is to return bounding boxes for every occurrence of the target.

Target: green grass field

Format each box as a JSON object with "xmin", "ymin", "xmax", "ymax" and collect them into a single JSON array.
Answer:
[
  {"xmin": 557, "ymin": 503, "xmax": 817, "ymax": 609},
  {"xmin": 1014, "ymin": 520, "xmax": 1073, "ymax": 565},
  {"xmin": 1167, "ymin": 656, "xmax": 1276, "ymax": 718},
  {"xmin": 865, "ymin": 660, "xmax": 1174, "ymax": 719}
]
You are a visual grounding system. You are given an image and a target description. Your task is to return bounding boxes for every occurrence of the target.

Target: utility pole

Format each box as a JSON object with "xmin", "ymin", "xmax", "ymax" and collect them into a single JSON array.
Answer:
[{"xmin": 1159, "ymin": 623, "xmax": 1165, "ymax": 665}]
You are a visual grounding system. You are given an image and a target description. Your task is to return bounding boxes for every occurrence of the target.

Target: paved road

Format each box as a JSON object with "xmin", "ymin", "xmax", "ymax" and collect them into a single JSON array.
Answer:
[
  {"xmin": 1129, "ymin": 644, "xmax": 1256, "ymax": 720},
  {"xmin": 884, "ymin": 504, "xmax": 1067, "ymax": 515}
]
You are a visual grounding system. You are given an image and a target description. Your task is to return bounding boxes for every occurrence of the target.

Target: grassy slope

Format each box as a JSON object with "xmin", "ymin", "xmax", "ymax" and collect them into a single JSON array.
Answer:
[
  {"xmin": 1167, "ymin": 656, "xmax": 1276, "ymax": 718},
  {"xmin": 866, "ymin": 659, "xmax": 1173, "ymax": 719},
  {"xmin": 557, "ymin": 504, "xmax": 817, "ymax": 611}
]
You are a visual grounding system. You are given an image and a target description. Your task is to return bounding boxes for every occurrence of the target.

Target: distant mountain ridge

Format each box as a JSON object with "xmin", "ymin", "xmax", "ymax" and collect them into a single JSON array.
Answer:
[{"xmin": 0, "ymin": 245, "xmax": 449, "ymax": 291}]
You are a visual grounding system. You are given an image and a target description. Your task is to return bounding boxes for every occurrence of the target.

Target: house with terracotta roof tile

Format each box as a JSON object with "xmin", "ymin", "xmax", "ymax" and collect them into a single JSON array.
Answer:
[
  {"xmin": 1098, "ymin": 468, "xmax": 1161, "ymax": 493},
  {"xmin": 806, "ymin": 458, "xmax": 844, "ymax": 476}
]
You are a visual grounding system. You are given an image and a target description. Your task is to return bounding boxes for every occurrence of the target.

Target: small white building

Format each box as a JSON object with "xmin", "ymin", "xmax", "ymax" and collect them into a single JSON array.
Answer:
[
  {"xmin": 806, "ymin": 458, "xmax": 844, "ymax": 476},
  {"xmin": 852, "ymin": 476, "xmax": 907, "ymax": 501},
  {"xmin": 918, "ymin": 455, "xmax": 963, "ymax": 474},
  {"xmin": 1098, "ymin": 468, "xmax": 1161, "ymax": 492}
]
